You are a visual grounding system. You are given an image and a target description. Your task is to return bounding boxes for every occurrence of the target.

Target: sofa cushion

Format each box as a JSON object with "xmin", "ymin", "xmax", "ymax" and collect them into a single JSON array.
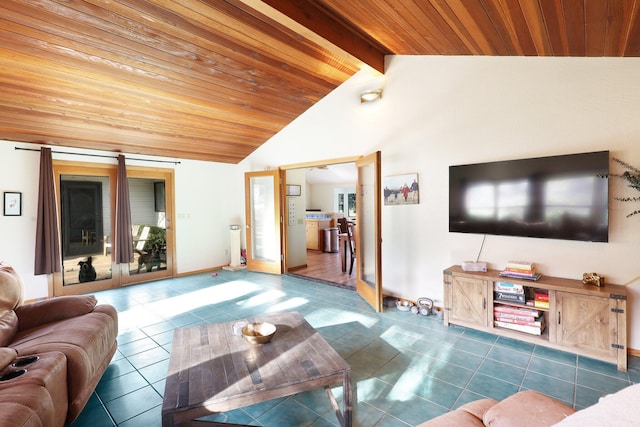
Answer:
[
  {"xmin": 483, "ymin": 390, "xmax": 575, "ymax": 427},
  {"xmin": 416, "ymin": 399, "xmax": 497, "ymax": 426},
  {"xmin": 460, "ymin": 398, "xmax": 500, "ymax": 420},
  {"xmin": 552, "ymin": 383, "xmax": 640, "ymax": 427},
  {"xmin": 0, "ymin": 262, "xmax": 25, "ymax": 311},
  {"xmin": 15, "ymin": 295, "xmax": 97, "ymax": 332},
  {"xmin": 419, "ymin": 408, "xmax": 486, "ymax": 426},
  {"xmin": 0, "ymin": 310, "xmax": 18, "ymax": 346}
]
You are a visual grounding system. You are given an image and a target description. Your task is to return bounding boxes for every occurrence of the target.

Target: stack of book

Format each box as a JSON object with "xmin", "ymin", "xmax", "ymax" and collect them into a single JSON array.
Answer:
[
  {"xmin": 534, "ymin": 290, "xmax": 549, "ymax": 309},
  {"xmin": 500, "ymin": 261, "xmax": 541, "ymax": 281},
  {"xmin": 494, "ymin": 305, "xmax": 546, "ymax": 335},
  {"xmin": 493, "ymin": 282, "xmax": 525, "ymax": 304}
]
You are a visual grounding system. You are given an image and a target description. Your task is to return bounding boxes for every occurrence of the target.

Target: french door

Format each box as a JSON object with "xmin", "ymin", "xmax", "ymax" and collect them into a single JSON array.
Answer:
[
  {"xmin": 355, "ymin": 151, "xmax": 383, "ymax": 312},
  {"xmin": 52, "ymin": 161, "xmax": 175, "ymax": 295},
  {"xmin": 244, "ymin": 170, "xmax": 283, "ymax": 274}
]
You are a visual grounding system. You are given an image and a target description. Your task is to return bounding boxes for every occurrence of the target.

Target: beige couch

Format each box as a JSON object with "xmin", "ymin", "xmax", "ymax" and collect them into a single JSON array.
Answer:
[
  {"xmin": 418, "ymin": 382, "xmax": 640, "ymax": 427},
  {"xmin": 0, "ymin": 263, "xmax": 118, "ymax": 426}
]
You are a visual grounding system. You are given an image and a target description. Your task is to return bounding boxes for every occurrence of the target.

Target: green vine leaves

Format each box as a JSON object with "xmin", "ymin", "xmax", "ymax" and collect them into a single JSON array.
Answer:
[{"xmin": 599, "ymin": 158, "xmax": 640, "ymax": 218}]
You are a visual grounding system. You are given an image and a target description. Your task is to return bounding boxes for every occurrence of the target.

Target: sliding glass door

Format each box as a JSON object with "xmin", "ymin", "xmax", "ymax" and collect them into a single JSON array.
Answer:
[{"xmin": 53, "ymin": 161, "xmax": 174, "ymax": 295}]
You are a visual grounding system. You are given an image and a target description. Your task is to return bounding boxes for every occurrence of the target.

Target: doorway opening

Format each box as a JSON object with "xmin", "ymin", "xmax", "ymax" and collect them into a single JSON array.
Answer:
[{"xmin": 284, "ymin": 162, "xmax": 357, "ymax": 289}]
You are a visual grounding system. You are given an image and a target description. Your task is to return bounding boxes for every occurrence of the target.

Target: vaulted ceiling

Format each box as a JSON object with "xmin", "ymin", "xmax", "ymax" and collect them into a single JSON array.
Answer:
[{"xmin": 2, "ymin": 0, "xmax": 640, "ymax": 163}]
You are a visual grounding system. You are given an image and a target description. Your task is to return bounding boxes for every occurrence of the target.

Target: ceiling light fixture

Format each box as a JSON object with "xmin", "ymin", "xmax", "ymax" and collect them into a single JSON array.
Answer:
[{"xmin": 360, "ymin": 89, "xmax": 382, "ymax": 103}]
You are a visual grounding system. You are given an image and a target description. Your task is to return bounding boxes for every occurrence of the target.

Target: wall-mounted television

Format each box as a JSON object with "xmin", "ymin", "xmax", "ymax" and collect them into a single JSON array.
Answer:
[{"xmin": 449, "ymin": 151, "xmax": 609, "ymax": 242}]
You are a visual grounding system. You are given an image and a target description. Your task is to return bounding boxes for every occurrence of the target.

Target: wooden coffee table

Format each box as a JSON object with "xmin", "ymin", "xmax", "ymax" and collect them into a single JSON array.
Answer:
[{"xmin": 162, "ymin": 311, "xmax": 352, "ymax": 426}]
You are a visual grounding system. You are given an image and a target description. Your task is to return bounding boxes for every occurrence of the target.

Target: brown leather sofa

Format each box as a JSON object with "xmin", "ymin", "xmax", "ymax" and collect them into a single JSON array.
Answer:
[
  {"xmin": 0, "ymin": 263, "xmax": 118, "ymax": 426},
  {"xmin": 417, "ymin": 382, "xmax": 640, "ymax": 426}
]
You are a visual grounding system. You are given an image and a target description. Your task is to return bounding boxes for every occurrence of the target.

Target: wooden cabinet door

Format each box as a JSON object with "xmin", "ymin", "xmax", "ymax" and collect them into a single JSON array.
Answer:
[
  {"xmin": 305, "ymin": 221, "xmax": 318, "ymax": 250},
  {"xmin": 449, "ymin": 276, "xmax": 489, "ymax": 327},
  {"xmin": 556, "ymin": 292, "xmax": 616, "ymax": 359}
]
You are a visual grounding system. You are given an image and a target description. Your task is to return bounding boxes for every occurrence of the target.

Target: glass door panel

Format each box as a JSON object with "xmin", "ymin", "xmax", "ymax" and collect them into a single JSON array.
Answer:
[
  {"xmin": 127, "ymin": 178, "xmax": 167, "ymax": 276},
  {"xmin": 55, "ymin": 163, "xmax": 117, "ymax": 295},
  {"xmin": 245, "ymin": 170, "xmax": 282, "ymax": 274},
  {"xmin": 121, "ymin": 167, "xmax": 174, "ymax": 285},
  {"xmin": 356, "ymin": 151, "xmax": 382, "ymax": 312},
  {"xmin": 61, "ymin": 176, "xmax": 111, "ymax": 286}
]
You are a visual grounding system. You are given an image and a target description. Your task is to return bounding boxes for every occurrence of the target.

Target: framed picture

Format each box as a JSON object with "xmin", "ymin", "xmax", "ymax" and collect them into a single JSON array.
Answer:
[
  {"xmin": 4, "ymin": 192, "xmax": 22, "ymax": 216},
  {"xmin": 286, "ymin": 184, "xmax": 301, "ymax": 196},
  {"xmin": 383, "ymin": 173, "xmax": 419, "ymax": 205}
]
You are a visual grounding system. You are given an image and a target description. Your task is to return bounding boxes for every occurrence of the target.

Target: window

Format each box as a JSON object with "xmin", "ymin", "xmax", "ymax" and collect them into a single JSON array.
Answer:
[
  {"xmin": 338, "ymin": 194, "xmax": 345, "ymax": 213},
  {"xmin": 348, "ymin": 193, "xmax": 356, "ymax": 217}
]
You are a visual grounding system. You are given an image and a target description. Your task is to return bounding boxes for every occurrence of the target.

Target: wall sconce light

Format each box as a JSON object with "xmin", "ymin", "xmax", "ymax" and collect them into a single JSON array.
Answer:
[{"xmin": 360, "ymin": 89, "xmax": 383, "ymax": 103}]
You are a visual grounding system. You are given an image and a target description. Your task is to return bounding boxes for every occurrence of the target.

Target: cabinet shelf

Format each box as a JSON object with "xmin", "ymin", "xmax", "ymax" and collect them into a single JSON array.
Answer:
[
  {"xmin": 444, "ymin": 265, "xmax": 627, "ymax": 371},
  {"xmin": 493, "ymin": 300, "xmax": 550, "ymax": 312}
]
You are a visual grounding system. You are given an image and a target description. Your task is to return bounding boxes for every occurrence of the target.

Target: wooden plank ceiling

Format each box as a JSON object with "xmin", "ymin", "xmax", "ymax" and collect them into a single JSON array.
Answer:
[{"xmin": 1, "ymin": 0, "xmax": 640, "ymax": 163}]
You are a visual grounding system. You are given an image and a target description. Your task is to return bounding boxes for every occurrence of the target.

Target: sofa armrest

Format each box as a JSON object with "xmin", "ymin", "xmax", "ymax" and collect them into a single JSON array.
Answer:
[
  {"xmin": 483, "ymin": 390, "xmax": 575, "ymax": 427},
  {"xmin": 15, "ymin": 295, "xmax": 97, "ymax": 332}
]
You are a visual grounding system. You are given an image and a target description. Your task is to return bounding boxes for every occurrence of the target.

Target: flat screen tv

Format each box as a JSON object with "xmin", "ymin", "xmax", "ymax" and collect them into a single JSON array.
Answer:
[{"xmin": 449, "ymin": 151, "xmax": 609, "ymax": 242}]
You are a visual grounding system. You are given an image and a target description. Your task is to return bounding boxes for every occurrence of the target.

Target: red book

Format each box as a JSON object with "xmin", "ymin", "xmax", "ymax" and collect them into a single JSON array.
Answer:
[{"xmin": 535, "ymin": 292, "xmax": 549, "ymax": 301}]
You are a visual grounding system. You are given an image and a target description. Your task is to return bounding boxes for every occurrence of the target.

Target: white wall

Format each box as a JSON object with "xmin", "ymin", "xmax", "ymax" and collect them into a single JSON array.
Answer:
[
  {"xmin": 308, "ymin": 182, "xmax": 349, "ymax": 212},
  {"xmin": 174, "ymin": 158, "xmax": 246, "ymax": 273},
  {"xmin": 0, "ymin": 143, "xmax": 245, "ymax": 300},
  {"xmin": 0, "ymin": 144, "xmax": 45, "ymax": 299},
  {"xmin": 245, "ymin": 56, "xmax": 640, "ymax": 350},
  {"xmin": 285, "ymin": 168, "xmax": 307, "ymax": 269}
]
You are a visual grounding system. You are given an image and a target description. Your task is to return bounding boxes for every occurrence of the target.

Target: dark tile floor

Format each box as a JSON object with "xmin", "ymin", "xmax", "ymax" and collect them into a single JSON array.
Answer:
[{"xmin": 70, "ymin": 270, "xmax": 639, "ymax": 426}]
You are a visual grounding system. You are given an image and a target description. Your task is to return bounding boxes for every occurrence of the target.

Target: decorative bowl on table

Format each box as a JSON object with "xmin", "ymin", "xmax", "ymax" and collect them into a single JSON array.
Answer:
[{"xmin": 242, "ymin": 322, "xmax": 277, "ymax": 344}]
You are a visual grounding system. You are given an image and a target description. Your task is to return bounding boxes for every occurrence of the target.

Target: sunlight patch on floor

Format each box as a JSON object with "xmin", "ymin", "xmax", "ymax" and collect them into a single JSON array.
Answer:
[
  {"xmin": 235, "ymin": 289, "xmax": 286, "ymax": 308},
  {"xmin": 266, "ymin": 297, "xmax": 309, "ymax": 312},
  {"xmin": 305, "ymin": 307, "xmax": 377, "ymax": 328},
  {"xmin": 147, "ymin": 280, "xmax": 261, "ymax": 316}
]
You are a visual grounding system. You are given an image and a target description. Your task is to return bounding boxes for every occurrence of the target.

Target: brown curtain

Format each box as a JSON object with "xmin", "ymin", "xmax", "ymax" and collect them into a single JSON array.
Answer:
[
  {"xmin": 34, "ymin": 147, "xmax": 61, "ymax": 275},
  {"xmin": 114, "ymin": 155, "xmax": 134, "ymax": 264}
]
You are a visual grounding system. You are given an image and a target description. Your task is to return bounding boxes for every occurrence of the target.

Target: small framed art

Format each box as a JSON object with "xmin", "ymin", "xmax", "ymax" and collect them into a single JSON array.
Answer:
[
  {"xmin": 4, "ymin": 192, "xmax": 22, "ymax": 216},
  {"xmin": 286, "ymin": 184, "xmax": 301, "ymax": 196}
]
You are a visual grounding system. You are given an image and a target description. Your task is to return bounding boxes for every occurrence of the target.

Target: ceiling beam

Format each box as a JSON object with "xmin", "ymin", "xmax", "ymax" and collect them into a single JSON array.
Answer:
[{"xmin": 233, "ymin": 0, "xmax": 387, "ymax": 74}]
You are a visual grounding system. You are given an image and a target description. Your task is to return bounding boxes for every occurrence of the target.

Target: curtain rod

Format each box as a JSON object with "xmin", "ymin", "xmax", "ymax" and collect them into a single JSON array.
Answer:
[{"xmin": 15, "ymin": 146, "xmax": 181, "ymax": 165}]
